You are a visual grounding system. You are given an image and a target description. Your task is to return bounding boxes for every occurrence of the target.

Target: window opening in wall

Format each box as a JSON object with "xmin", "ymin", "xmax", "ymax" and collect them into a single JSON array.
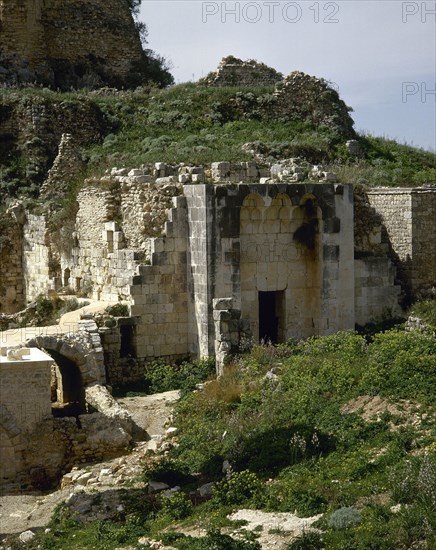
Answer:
[
  {"xmin": 48, "ymin": 350, "xmax": 85, "ymax": 418},
  {"xmin": 259, "ymin": 290, "xmax": 285, "ymax": 344},
  {"xmin": 63, "ymin": 268, "xmax": 71, "ymax": 288},
  {"xmin": 120, "ymin": 324, "xmax": 136, "ymax": 358}
]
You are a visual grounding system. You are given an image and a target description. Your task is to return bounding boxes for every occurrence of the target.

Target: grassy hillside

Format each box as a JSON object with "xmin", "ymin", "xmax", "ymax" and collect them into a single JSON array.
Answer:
[
  {"xmin": 0, "ymin": 83, "xmax": 435, "ymax": 203},
  {"xmin": 13, "ymin": 327, "xmax": 435, "ymax": 550}
]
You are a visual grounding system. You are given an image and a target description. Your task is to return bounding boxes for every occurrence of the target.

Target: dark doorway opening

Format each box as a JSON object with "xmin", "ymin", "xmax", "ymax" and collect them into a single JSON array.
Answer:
[
  {"xmin": 259, "ymin": 291, "xmax": 285, "ymax": 344},
  {"xmin": 48, "ymin": 350, "xmax": 85, "ymax": 418},
  {"xmin": 120, "ymin": 324, "xmax": 136, "ymax": 358}
]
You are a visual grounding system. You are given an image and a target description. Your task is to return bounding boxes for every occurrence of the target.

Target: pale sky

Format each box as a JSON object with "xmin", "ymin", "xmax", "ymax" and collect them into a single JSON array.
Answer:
[{"xmin": 140, "ymin": 1, "xmax": 436, "ymax": 151}]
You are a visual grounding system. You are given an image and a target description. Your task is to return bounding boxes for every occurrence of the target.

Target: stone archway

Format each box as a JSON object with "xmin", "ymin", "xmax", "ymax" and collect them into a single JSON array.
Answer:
[
  {"xmin": 48, "ymin": 349, "xmax": 86, "ymax": 417},
  {"xmin": 26, "ymin": 332, "xmax": 106, "ymax": 387}
]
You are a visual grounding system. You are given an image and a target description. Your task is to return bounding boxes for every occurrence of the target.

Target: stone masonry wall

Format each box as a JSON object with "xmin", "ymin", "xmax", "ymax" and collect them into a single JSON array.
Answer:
[
  {"xmin": 366, "ymin": 187, "xmax": 436, "ymax": 298},
  {"xmin": 0, "ymin": 217, "xmax": 24, "ymax": 314},
  {"xmin": 0, "ymin": 349, "xmax": 53, "ymax": 482},
  {"xmin": 184, "ymin": 183, "xmax": 355, "ymax": 355},
  {"xmin": 23, "ymin": 214, "xmax": 53, "ymax": 301},
  {"xmin": 129, "ymin": 195, "xmax": 190, "ymax": 361},
  {"xmin": 0, "ymin": 0, "xmax": 145, "ymax": 88}
]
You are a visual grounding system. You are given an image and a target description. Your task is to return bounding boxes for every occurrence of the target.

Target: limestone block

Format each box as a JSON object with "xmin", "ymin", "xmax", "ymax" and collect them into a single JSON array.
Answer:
[{"xmin": 104, "ymin": 222, "xmax": 119, "ymax": 232}]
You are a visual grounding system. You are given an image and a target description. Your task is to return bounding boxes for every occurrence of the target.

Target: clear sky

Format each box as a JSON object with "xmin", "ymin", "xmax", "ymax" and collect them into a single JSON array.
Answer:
[{"xmin": 140, "ymin": 1, "xmax": 436, "ymax": 151}]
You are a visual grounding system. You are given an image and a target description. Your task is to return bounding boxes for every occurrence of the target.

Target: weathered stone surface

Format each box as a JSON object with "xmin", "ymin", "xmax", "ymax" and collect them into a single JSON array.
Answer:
[
  {"xmin": 0, "ymin": 0, "xmax": 148, "ymax": 89},
  {"xmin": 203, "ymin": 56, "xmax": 283, "ymax": 87}
]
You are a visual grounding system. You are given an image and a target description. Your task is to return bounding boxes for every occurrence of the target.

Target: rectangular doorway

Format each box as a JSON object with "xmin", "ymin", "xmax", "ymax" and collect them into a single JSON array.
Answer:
[{"xmin": 258, "ymin": 290, "xmax": 285, "ymax": 344}]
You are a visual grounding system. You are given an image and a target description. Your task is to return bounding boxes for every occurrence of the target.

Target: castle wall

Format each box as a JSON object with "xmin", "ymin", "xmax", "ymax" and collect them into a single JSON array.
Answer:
[
  {"xmin": 354, "ymin": 257, "xmax": 402, "ymax": 326},
  {"xmin": 0, "ymin": 219, "xmax": 24, "ymax": 314},
  {"xmin": 366, "ymin": 187, "xmax": 436, "ymax": 297},
  {"xmin": 130, "ymin": 196, "xmax": 190, "ymax": 361},
  {"xmin": 184, "ymin": 183, "xmax": 355, "ymax": 352},
  {"xmin": 0, "ymin": 348, "xmax": 53, "ymax": 482},
  {"xmin": 0, "ymin": 0, "xmax": 145, "ymax": 87},
  {"xmin": 23, "ymin": 214, "xmax": 53, "ymax": 301}
]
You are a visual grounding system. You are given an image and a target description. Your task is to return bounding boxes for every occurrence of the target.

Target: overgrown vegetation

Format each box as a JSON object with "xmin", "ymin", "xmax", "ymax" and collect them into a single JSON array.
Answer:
[
  {"xmin": 0, "ymin": 294, "xmax": 88, "ymax": 330},
  {"xmin": 409, "ymin": 298, "xmax": 436, "ymax": 330},
  {"xmin": 16, "ymin": 327, "xmax": 435, "ymax": 549},
  {"xmin": 113, "ymin": 357, "xmax": 216, "ymax": 397},
  {"xmin": 1, "ymin": 82, "xmax": 434, "ymax": 203}
]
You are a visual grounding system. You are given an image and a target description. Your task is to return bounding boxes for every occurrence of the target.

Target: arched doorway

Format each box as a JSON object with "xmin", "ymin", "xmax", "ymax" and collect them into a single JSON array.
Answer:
[{"xmin": 47, "ymin": 350, "xmax": 86, "ymax": 417}]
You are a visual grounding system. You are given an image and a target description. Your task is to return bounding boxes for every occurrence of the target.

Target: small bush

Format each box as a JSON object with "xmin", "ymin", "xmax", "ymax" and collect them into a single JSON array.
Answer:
[
  {"xmin": 286, "ymin": 531, "xmax": 323, "ymax": 549},
  {"xmin": 105, "ymin": 303, "xmax": 130, "ymax": 317},
  {"xmin": 143, "ymin": 457, "xmax": 194, "ymax": 486},
  {"xmin": 158, "ymin": 491, "xmax": 193, "ymax": 520},
  {"xmin": 212, "ymin": 470, "xmax": 262, "ymax": 506},
  {"xmin": 144, "ymin": 357, "xmax": 215, "ymax": 394},
  {"xmin": 327, "ymin": 507, "xmax": 362, "ymax": 529}
]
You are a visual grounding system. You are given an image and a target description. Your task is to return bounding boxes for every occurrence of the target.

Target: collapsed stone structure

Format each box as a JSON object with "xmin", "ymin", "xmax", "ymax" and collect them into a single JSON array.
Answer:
[
  {"xmin": 0, "ymin": 0, "xmax": 147, "ymax": 88},
  {"xmin": 0, "ymin": 321, "xmax": 136, "ymax": 487},
  {"xmin": 202, "ymin": 56, "xmax": 283, "ymax": 87},
  {"xmin": 1, "ymin": 145, "xmax": 435, "ymax": 486},
  {"xmin": 3, "ymin": 162, "xmax": 435, "ymax": 368}
]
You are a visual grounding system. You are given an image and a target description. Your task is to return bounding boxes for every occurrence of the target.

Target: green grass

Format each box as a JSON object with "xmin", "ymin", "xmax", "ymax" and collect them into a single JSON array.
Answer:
[
  {"xmin": 1, "ymin": 83, "xmax": 435, "ymax": 204},
  {"xmin": 11, "ymin": 327, "xmax": 435, "ymax": 549}
]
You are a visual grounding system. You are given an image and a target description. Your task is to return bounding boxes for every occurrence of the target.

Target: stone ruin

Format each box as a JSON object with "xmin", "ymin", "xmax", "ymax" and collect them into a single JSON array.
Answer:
[
  {"xmin": 0, "ymin": 0, "xmax": 150, "ymax": 89},
  {"xmin": 0, "ymin": 321, "xmax": 137, "ymax": 488},
  {"xmin": 0, "ymin": 148, "xmax": 435, "ymax": 487},
  {"xmin": 202, "ymin": 55, "xmax": 283, "ymax": 87}
]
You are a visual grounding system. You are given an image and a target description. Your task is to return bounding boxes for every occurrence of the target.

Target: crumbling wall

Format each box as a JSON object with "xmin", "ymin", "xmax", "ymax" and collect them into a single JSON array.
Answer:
[
  {"xmin": 270, "ymin": 71, "xmax": 356, "ymax": 138},
  {"xmin": 203, "ymin": 56, "xmax": 283, "ymax": 87},
  {"xmin": 23, "ymin": 214, "xmax": 54, "ymax": 301},
  {"xmin": 129, "ymin": 195, "xmax": 190, "ymax": 361},
  {"xmin": 0, "ymin": 214, "xmax": 24, "ymax": 313}
]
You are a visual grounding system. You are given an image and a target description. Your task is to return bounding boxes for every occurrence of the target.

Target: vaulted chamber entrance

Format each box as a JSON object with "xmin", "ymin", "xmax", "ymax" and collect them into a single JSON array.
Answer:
[
  {"xmin": 258, "ymin": 290, "xmax": 285, "ymax": 344},
  {"xmin": 48, "ymin": 350, "xmax": 85, "ymax": 418}
]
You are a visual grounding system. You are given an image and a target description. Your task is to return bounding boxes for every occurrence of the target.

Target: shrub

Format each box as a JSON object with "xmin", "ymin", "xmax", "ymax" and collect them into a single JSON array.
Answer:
[
  {"xmin": 105, "ymin": 303, "xmax": 130, "ymax": 317},
  {"xmin": 327, "ymin": 507, "xmax": 362, "ymax": 529},
  {"xmin": 144, "ymin": 357, "xmax": 215, "ymax": 395},
  {"xmin": 158, "ymin": 491, "xmax": 193, "ymax": 520},
  {"xmin": 143, "ymin": 457, "xmax": 194, "ymax": 486},
  {"xmin": 286, "ymin": 531, "xmax": 323, "ymax": 549},
  {"xmin": 212, "ymin": 470, "xmax": 262, "ymax": 506}
]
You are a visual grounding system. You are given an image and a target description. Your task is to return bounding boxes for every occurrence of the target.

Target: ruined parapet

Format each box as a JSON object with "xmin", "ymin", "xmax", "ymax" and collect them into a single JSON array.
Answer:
[
  {"xmin": 271, "ymin": 71, "xmax": 355, "ymax": 138},
  {"xmin": 40, "ymin": 133, "xmax": 85, "ymax": 200},
  {"xmin": 202, "ymin": 56, "xmax": 283, "ymax": 87}
]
